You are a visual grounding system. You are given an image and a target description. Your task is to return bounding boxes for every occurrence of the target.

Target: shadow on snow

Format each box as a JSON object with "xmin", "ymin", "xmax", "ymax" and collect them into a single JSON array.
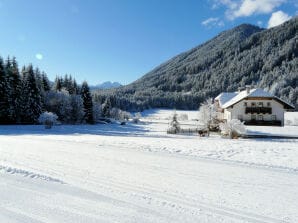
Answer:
[{"xmin": 0, "ymin": 123, "xmax": 153, "ymax": 137}]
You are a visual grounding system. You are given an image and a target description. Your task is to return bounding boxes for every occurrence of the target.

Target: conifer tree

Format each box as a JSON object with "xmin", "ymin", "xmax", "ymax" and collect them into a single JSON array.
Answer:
[
  {"xmin": 53, "ymin": 76, "xmax": 63, "ymax": 91},
  {"xmin": 0, "ymin": 57, "xmax": 10, "ymax": 123},
  {"xmin": 81, "ymin": 81, "xmax": 94, "ymax": 124},
  {"xmin": 102, "ymin": 97, "xmax": 111, "ymax": 118},
  {"xmin": 20, "ymin": 65, "xmax": 42, "ymax": 123},
  {"xmin": 41, "ymin": 72, "xmax": 51, "ymax": 92},
  {"xmin": 169, "ymin": 112, "xmax": 180, "ymax": 133},
  {"xmin": 69, "ymin": 94, "xmax": 85, "ymax": 123},
  {"xmin": 5, "ymin": 57, "xmax": 22, "ymax": 123}
]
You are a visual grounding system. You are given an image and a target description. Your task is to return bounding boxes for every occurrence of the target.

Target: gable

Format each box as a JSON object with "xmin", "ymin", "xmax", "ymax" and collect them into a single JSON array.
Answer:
[
  {"xmin": 215, "ymin": 92, "xmax": 238, "ymax": 106},
  {"xmin": 221, "ymin": 88, "xmax": 295, "ymax": 110}
]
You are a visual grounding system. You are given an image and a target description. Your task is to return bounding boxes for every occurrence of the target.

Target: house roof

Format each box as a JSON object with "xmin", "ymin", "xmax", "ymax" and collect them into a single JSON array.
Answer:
[
  {"xmin": 215, "ymin": 92, "xmax": 238, "ymax": 106},
  {"xmin": 217, "ymin": 88, "xmax": 295, "ymax": 109}
]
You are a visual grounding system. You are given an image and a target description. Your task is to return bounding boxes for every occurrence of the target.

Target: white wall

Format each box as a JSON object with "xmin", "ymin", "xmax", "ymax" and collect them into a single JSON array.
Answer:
[{"xmin": 226, "ymin": 99, "xmax": 285, "ymax": 125}]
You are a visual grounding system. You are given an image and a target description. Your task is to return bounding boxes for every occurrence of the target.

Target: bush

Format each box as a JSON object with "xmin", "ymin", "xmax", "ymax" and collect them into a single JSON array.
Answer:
[
  {"xmin": 167, "ymin": 112, "xmax": 181, "ymax": 134},
  {"xmin": 38, "ymin": 112, "xmax": 58, "ymax": 129},
  {"xmin": 220, "ymin": 119, "xmax": 246, "ymax": 139},
  {"xmin": 132, "ymin": 112, "xmax": 142, "ymax": 123},
  {"xmin": 179, "ymin": 113, "xmax": 188, "ymax": 121}
]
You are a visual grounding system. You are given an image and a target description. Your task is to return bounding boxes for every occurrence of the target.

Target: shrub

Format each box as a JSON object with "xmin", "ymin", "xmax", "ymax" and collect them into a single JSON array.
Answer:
[
  {"xmin": 167, "ymin": 112, "xmax": 181, "ymax": 134},
  {"xmin": 179, "ymin": 113, "xmax": 188, "ymax": 121},
  {"xmin": 132, "ymin": 112, "xmax": 142, "ymax": 123},
  {"xmin": 38, "ymin": 112, "xmax": 58, "ymax": 129},
  {"xmin": 220, "ymin": 119, "xmax": 246, "ymax": 139}
]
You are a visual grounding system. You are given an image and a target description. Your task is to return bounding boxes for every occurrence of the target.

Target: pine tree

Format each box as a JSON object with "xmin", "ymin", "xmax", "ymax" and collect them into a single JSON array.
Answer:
[
  {"xmin": 81, "ymin": 81, "xmax": 94, "ymax": 124},
  {"xmin": 69, "ymin": 94, "xmax": 85, "ymax": 123},
  {"xmin": 53, "ymin": 76, "xmax": 63, "ymax": 91},
  {"xmin": 102, "ymin": 97, "xmax": 111, "ymax": 118},
  {"xmin": 0, "ymin": 57, "xmax": 10, "ymax": 124},
  {"xmin": 41, "ymin": 72, "xmax": 51, "ymax": 92},
  {"xmin": 169, "ymin": 112, "xmax": 180, "ymax": 133},
  {"xmin": 5, "ymin": 57, "xmax": 22, "ymax": 123},
  {"xmin": 20, "ymin": 65, "xmax": 42, "ymax": 123},
  {"xmin": 34, "ymin": 68, "xmax": 42, "ymax": 91}
]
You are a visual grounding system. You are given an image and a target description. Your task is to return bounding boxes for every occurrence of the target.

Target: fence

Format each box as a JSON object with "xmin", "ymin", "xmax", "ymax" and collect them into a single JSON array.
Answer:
[{"xmin": 167, "ymin": 127, "xmax": 209, "ymax": 136}]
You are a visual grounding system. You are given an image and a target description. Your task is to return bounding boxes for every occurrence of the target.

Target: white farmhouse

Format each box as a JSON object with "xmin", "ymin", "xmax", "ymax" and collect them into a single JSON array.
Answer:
[{"xmin": 214, "ymin": 86, "xmax": 295, "ymax": 126}]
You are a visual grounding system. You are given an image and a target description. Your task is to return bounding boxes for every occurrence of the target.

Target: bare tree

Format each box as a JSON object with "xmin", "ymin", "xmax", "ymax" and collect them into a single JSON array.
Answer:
[{"xmin": 198, "ymin": 98, "xmax": 218, "ymax": 130}]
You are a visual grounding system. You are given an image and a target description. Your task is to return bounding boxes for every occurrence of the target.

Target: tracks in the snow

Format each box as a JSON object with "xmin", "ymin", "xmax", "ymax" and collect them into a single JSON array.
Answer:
[
  {"xmin": 0, "ymin": 165, "xmax": 65, "ymax": 184},
  {"xmin": 89, "ymin": 176, "xmax": 289, "ymax": 223}
]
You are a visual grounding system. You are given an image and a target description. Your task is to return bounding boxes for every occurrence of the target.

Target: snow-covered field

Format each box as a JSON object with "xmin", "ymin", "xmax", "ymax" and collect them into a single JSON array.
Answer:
[{"xmin": 1, "ymin": 109, "xmax": 298, "ymax": 223}]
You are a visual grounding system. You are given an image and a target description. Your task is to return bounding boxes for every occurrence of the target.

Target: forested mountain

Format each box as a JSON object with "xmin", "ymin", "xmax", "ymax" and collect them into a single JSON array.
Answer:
[{"xmin": 94, "ymin": 17, "xmax": 298, "ymax": 111}]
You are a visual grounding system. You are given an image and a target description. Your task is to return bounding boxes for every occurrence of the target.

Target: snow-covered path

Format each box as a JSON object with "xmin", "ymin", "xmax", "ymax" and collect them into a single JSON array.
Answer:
[{"xmin": 1, "ymin": 130, "xmax": 298, "ymax": 222}]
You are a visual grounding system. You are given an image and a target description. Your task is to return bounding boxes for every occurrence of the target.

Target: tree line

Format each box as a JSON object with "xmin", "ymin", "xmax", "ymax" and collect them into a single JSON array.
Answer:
[{"xmin": 0, "ymin": 56, "xmax": 96, "ymax": 124}]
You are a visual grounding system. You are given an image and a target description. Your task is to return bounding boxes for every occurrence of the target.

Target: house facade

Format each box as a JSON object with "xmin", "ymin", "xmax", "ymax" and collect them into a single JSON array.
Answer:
[{"xmin": 215, "ymin": 87, "xmax": 295, "ymax": 126}]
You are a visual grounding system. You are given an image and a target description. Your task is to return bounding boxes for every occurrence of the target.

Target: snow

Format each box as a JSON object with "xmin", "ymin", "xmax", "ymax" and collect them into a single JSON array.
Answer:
[
  {"xmin": 1, "ymin": 109, "xmax": 298, "ymax": 222},
  {"xmin": 221, "ymin": 88, "xmax": 294, "ymax": 109},
  {"xmin": 215, "ymin": 92, "xmax": 238, "ymax": 106},
  {"xmin": 285, "ymin": 112, "xmax": 298, "ymax": 125}
]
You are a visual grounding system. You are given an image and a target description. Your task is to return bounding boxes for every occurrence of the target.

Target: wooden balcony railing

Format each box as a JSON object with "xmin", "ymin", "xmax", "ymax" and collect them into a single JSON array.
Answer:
[
  {"xmin": 245, "ymin": 107, "xmax": 272, "ymax": 114},
  {"xmin": 243, "ymin": 120, "xmax": 282, "ymax": 126}
]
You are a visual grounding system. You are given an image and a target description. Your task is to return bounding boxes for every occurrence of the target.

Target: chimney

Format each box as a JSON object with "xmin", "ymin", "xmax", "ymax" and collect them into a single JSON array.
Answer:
[{"xmin": 245, "ymin": 85, "xmax": 251, "ymax": 94}]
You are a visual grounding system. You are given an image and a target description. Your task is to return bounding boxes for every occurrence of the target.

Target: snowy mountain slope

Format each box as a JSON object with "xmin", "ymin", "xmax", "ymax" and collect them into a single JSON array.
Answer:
[
  {"xmin": 90, "ymin": 81, "xmax": 122, "ymax": 90},
  {"xmin": 98, "ymin": 17, "xmax": 298, "ymax": 110}
]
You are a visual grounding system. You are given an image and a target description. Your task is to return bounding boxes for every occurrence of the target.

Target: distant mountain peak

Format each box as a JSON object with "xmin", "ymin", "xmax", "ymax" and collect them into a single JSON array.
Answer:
[{"xmin": 90, "ymin": 81, "xmax": 122, "ymax": 90}]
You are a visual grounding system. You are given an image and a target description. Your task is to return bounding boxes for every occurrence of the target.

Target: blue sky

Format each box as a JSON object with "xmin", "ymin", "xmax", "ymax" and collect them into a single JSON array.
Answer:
[{"xmin": 0, "ymin": 0, "xmax": 297, "ymax": 85}]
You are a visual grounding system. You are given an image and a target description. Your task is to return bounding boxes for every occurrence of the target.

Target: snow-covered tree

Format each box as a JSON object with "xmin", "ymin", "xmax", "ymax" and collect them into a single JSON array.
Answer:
[
  {"xmin": 92, "ymin": 101, "xmax": 102, "ymax": 122},
  {"xmin": 4, "ymin": 57, "xmax": 21, "ymax": 123},
  {"xmin": 81, "ymin": 81, "xmax": 94, "ymax": 124},
  {"xmin": 132, "ymin": 112, "xmax": 142, "ymax": 123},
  {"xmin": 41, "ymin": 72, "xmax": 51, "ymax": 92},
  {"xmin": 38, "ymin": 112, "xmax": 58, "ymax": 128},
  {"xmin": 102, "ymin": 97, "xmax": 111, "ymax": 118},
  {"xmin": 69, "ymin": 94, "xmax": 85, "ymax": 124},
  {"xmin": 110, "ymin": 107, "xmax": 120, "ymax": 120},
  {"xmin": 0, "ymin": 57, "xmax": 10, "ymax": 124},
  {"xmin": 220, "ymin": 119, "xmax": 246, "ymax": 139},
  {"xmin": 167, "ymin": 112, "xmax": 180, "ymax": 134},
  {"xmin": 179, "ymin": 113, "xmax": 188, "ymax": 121},
  {"xmin": 53, "ymin": 76, "xmax": 63, "ymax": 91},
  {"xmin": 119, "ymin": 110, "xmax": 131, "ymax": 121},
  {"xmin": 10, "ymin": 57, "xmax": 22, "ymax": 123},
  {"xmin": 44, "ymin": 90, "xmax": 70, "ymax": 123},
  {"xmin": 19, "ymin": 65, "xmax": 42, "ymax": 124},
  {"xmin": 198, "ymin": 98, "xmax": 217, "ymax": 130}
]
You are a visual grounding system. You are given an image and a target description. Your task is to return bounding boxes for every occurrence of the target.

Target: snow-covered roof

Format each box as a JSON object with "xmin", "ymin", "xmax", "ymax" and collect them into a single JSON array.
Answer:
[
  {"xmin": 220, "ymin": 88, "xmax": 295, "ymax": 109},
  {"xmin": 215, "ymin": 92, "xmax": 238, "ymax": 106}
]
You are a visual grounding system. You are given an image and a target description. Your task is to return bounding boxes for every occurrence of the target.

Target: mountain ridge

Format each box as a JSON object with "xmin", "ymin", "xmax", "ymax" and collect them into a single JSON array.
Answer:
[
  {"xmin": 90, "ymin": 81, "xmax": 122, "ymax": 90},
  {"xmin": 95, "ymin": 17, "xmax": 298, "ymax": 111}
]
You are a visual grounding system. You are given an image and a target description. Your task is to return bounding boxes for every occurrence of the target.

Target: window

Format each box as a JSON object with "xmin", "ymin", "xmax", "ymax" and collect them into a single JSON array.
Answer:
[
  {"xmin": 267, "ymin": 102, "xmax": 271, "ymax": 107},
  {"xmin": 238, "ymin": 115, "xmax": 243, "ymax": 120},
  {"xmin": 271, "ymin": 115, "xmax": 276, "ymax": 121},
  {"xmin": 251, "ymin": 102, "xmax": 256, "ymax": 107},
  {"xmin": 244, "ymin": 102, "xmax": 247, "ymax": 107},
  {"xmin": 258, "ymin": 102, "xmax": 263, "ymax": 107},
  {"xmin": 257, "ymin": 115, "xmax": 263, "ymax": 120},
  {"xmin": 251, "ymin": 114, "xmax": 256, "ymax": 120}
]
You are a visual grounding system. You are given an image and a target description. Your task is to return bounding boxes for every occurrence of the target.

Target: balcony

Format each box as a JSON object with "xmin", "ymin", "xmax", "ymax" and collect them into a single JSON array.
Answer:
[
  {"xmin": 245, "ymin": 107, "xmax": 272, "ymax": 114},
  {"xmin": 243, "ymin": 120, "xmax": 282, "ymax": 126}
]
